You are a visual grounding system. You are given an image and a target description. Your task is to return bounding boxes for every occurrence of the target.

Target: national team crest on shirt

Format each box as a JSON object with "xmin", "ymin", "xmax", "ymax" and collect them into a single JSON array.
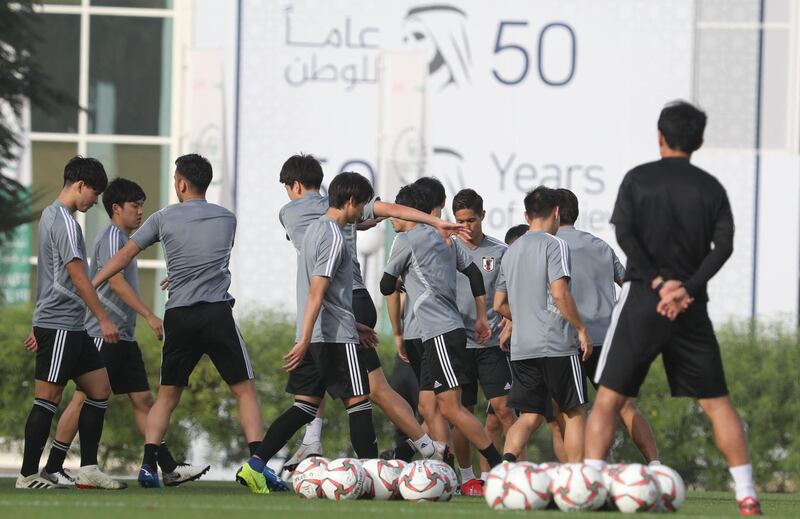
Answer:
[{"xmin": 482, "ymin": 256, "xmax": 495, "ymax": 272}]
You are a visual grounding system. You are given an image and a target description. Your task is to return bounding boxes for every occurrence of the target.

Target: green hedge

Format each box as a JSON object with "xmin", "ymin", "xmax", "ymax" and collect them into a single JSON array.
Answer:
[{"xmin": 0, "ymin": 304, "xmax": 797, "ymax": 490}]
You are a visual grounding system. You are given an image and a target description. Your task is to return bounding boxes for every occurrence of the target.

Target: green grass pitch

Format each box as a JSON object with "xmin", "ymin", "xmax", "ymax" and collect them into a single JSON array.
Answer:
[{"xmin": 0, "ymin": 479, "xmax": 797, "ymax": 518}]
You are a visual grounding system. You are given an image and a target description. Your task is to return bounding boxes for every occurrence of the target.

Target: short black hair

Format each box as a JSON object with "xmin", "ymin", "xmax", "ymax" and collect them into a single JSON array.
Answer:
[
  {"xmin": 657, "ymin": 100, "xmax": 707, "ymax": 154},
  {"xmin": 504, "ymin": 224, "xmax": 528, "ymax": 245},
  {"xmin": 328, "ymin": 172, "xmax": 373, "ymax": 209},
  {"xmin": 279, "ymin": 153, "xmax": 324, "ymax": 189},
  {"xmin": 394, "ymin": 184, "xmax": 428, "ymax": 212},
  {"xmin": 556, "ymin": 188, "xmax": 579, "ymax": 225},
  {"xmin": 102, "ymin": 178, "xmax": 146, "ymax": 218},
  {"xmin": 175, "ymin": 153, "xmax": 213, "ymax": 192},
  {"xmin": 64, "ymin": 156, "xmax": 108, "ymax": 193},
  {"xmin": 452, "ymin": 188, "xmax": 483, "ymax": 214},
  {"xmin": 524, "ymin": 186, "xmax": 560, "ymax": 219},
  {"xmin": 414, "ymin": 176, "xmax": 446, "ymax": 209}
]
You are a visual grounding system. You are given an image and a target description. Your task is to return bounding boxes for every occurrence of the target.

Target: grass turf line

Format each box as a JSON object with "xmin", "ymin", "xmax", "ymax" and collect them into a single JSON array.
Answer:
[{"xmin": 0, "ymin": 479, "xmax": 798, "ymax": 518}]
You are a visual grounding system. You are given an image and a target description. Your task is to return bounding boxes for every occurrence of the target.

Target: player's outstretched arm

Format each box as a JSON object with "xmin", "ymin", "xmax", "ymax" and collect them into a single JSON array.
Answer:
[
  {"xmin": 551, "ymin": 277, "xmax": 592, "ymax": 361},
  {"xmin": 373, "ymin": 200, "xmax": 470, "ymax": 242},
  {"xmin": 92, "ymin": 240, "xmax": 142, "ymax": 289},
  {"xmin": 107, "ymin": 273, "xmax": 163, "ymax": 339},
  {"xmin": 283, "ymin": 275, "xmax": 330, "ymax": 371},
  {"xmin": 66, "ymin": 259, "xmax": 120, "ymax": 343}
]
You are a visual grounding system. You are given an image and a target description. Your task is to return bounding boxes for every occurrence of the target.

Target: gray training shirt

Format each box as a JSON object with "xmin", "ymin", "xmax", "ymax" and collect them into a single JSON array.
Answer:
[
  {"xmin": 279, "ymin": 192, "xmax": 378, "ymax": 290},
  {"xmin": 454, "ymin": 235, "xmax": 507, "ymax": 348},
  {"xmin": 85, "ymin": 224, "xmax": 138, "ymax": 341},
  {"xmin": 496, "ymin": 230, "xmax": 578, "ymax": 360},
  {"xmin": 131, "ymin": 199, "xmax": 235, "ymax": 310},
  {"xmin": 384, "ymin": 224, "xmax": 471, "ymax": 342},
  {"xmin": 297, "ymin": 215, "xmax": 359, "ymax": 343},
  {"xmin": 33, "ymin": 201, "xmax": 89, "ymax": 331},
  {"xmin": 556, "ymin": 226, "xmax": 625, "ymax": 346}
]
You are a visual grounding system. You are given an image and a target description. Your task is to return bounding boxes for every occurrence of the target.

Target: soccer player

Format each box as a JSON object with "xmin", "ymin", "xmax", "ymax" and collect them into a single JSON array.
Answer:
[
  {"xmin": 381, "ymin": 184, "xmax": 504, "ymax": 470},
  {"xmin": 555, "ymin": 188, "xmax": 660, "ymax": 464},
  {"xmin": 40, "ymin": 178, "xmax": 207, "ymax": 487},
  {"xmin": 17, "ymin": 156, "xmax": 124, "ymax": 490},
  {"xmin": 278, "ymin": 156, "xmax": 460, "ymax": 467},
  {"xmin": 236, "ymin": 172, "xmax": 379, "ymax": 494},
  {"xmin": 494, "ymin": 186, "xmax": 592, "ymax": 463},
  {"xmin": 450, "ymin": 189, "xmax": 515, "ymax": 496},
  {"xmin": 91, "ymin": 154, "xmax": 265, "ymax": 488},
  {"xmin": 584, "ymin": 101, "xmax": 761, "ymax": 516}
]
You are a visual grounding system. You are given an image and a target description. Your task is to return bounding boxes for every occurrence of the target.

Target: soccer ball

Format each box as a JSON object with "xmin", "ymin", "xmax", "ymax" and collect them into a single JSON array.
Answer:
[
  {"xmin": 552, "ymin": 463, "xmax": 607, "ymax": 512},
  {"xmin": 426, "ymin": 460, "xmax": 457, "ymax": 501},
  {"xmin": 499, "ymin": 463, "xmax": 553, "ymax": 510},
  {"xmin": 601, "ymin": 464, "xmax": 622, "ymax": 509},
  {"xmin": 650, "ymin": 465, "xmax": 686, "ymax": 512},
  {"xmin": 538, "ymin": 461, "xmax": 560, "ymax": 482},
  {"xmin": 608, "ymin": 463, "xmax": 661, "ymax": 513},
  {"xmin": 320, "ymin": 458, "xmax": 365, "ymax": 500},
  {"xmin": 398, "ymin": 460, "xmax": 447, "ymax": 501},
  {"xmin": 360, "ymin": 459, "xmax": 406, "ymax": 500},
  {"xmin": 484, "ymin": 463, "xmax": 513, "ymax": 509},
  {"xmin": 291, "ymin": 456, "xmax": 330, "ymax": 499}
]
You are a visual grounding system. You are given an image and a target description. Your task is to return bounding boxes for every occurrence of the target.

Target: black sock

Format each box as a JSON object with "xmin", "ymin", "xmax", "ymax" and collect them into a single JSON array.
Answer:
[
  {"xmin": 255, "ymin": 401, "xmax": 318, "ymax": 462},
  {"xmin": 44, "ymin": 440, "xmax": 71, "ymax": 474},
  {"xmin": 394, "ymin": 439, "xmax": 415, "ymax": 462},
  {"xmin": 248, "ymin": 441, "xmax": 261, "ymax": 456},
  {"xmin": 142, "ymin": 443, "xmax": 159, "ymax": 469},
  {"xmin": 158, "ymin": 441, "xmax": 178, "ymax": 473},
  {"xmin": 78, "ymin": 398, "xmax": 107, "ymax": 467},
  {"xmin": 502, "ymin": 452, "xmax": 517, "ymax": 463},
  {"xmin": 479, "ymin": 443, "xmax": 503, "ymax": 467},
  {"xmin": 21, "ymin": 399, "xmax": 58, "ymax": 477},
  {"xmin": 347, "ymin": 400, "xmax": 378, "ymax": 458}
]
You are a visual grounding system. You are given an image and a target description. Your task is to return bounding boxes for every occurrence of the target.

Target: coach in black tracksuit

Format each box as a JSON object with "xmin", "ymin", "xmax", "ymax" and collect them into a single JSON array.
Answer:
[{"xmin": 583, "ymin": 101, "xmax": 762, "ymax": 516}]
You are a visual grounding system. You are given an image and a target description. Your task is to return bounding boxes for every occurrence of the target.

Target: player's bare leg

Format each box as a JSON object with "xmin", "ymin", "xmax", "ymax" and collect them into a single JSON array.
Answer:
[
  {"xmin": 229, "ymin": 379, "xmax": 264, "ymax": 443},
  {"xmin": 418, "ymin": 390, "xmax": 449, "ymax": 442},
  {"xmin": 502, "ymin": 412, "xmax": 545, "ymax": 460},
  {"xmin": 584, "ymin": 385, "xmax": 627, "ymax": 465},
  {"xmin": 561, "ymin": 405, "xmax": 585, "ymax": 462},
  {"xmin": 437, "ymin": 389, "xmax": 502, "ymax": 466},
  {"xmin": 618, "ymin": 397, "xmax": 659, "ymax": 462}
]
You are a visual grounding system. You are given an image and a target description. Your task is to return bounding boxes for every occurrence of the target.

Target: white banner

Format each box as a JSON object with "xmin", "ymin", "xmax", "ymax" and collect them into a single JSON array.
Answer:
[{"xmin": 235, "ymin": 0, "xmax": 695, "ymax": 312}]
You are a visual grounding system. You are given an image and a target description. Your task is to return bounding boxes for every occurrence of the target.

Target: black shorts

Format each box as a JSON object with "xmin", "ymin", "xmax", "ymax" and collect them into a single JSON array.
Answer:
[
  {"xmin": 507, "ymin": 355, "xmax": 587, "ymax": 414},
  {"xmin": 461, "ymin": 347, "xmax": 512, "ymax": 407},
  {"xmin": 420, "ymin": 329, "xmax": 471, "ymax": 393},
  {"xmin": 34, "ymin": 328, "xmax": 105, "ymax": 385},
  {"xmin": 388, "ymin": 354, "xmax": 419, "ymax": 412},
  {"xmin": 404, "ymin": 338, "xmax": 424, "ymax": 382},
  {"xmin": 286, "ymin": 342, "xmax": 370, "ymax": 399},
  {"xmin": 595, "ymin": 282, "xmax": 728, "ymax": 399},
  {"xmin": 161, "ymin": 301, "xmax": 254, "ymax": 387},
  {"xmin": 352, "ymin": 289, "xmax": 378, "ymax": 328},
  {"xmin": 91, "ymin": 337, "xmax": 150, "ymax": 394}
]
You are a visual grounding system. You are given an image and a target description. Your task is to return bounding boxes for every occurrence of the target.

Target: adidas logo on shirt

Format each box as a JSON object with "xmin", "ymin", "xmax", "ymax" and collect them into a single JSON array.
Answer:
[
  {"xmin": 504, "ymin": 382, "xmax": 512, "ymax": 390},
  {"xmin": 434, "ymin": 381, "xmax": 443, "ymax": 389}
]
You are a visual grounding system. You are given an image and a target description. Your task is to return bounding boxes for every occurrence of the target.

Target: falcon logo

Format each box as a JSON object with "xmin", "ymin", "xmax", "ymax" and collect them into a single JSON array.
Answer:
[{"xmin": 482, "ymin": 256, "xmax": 495, "ymax": 272}]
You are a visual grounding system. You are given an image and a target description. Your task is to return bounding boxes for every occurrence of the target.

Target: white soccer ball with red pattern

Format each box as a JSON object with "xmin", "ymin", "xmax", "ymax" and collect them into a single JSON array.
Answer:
[
  {"xmin": 320, "ymin": 458, "xmax": 365, "ymax": 500},
  {"xmin": 608, "ymin": 463, "xmax": 661, "ymax": 513},
  {"xmin": 552, "ymin": 463, "xmax": 608, "ymax": 511},
  {"xmin": 499, "ymin": 463, "xmax": 553, "ymax": 510},
  {"xmin": 538, "ymin": 461, "xmax": 561, "ymax": 483},
  {"xmin": 426, "ymin": 460, "xmax": 457, "ymax": 501},
  {"xmin": 291, "ymin": 456, "xmax": 330, "ymax": 499},
  {"xmin": 360, "ymin": 459, "xmax": 406, "ymax": 500},
  {"xmin": 398, "ymin": 460, "xmax": 447, "ymax": 501},
  {"xmin": 484, "ymin": 462, "xmax": 513, "ymax": 509},
  {"xmin": 650, "ymin": 465, "xmax": 686, "ymax": 512}
]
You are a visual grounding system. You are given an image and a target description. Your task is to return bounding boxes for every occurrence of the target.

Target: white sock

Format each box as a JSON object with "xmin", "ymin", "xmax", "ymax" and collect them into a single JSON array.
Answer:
[
  {"xmin": 729, "ymin": 464, "xmax": 757, "ymax": 501},
  {"xmin": 412, "ymin": 434, "xmax": 435, "ymax": 458},
  {"xmin": 480, "ymin": 471, "xmax": 489, "ymax": 482},
  {"xmin": 648, "ymin": 459, "xmax": 662, "ymax": 466},
  {"xmin": 302, "ymin": 417, "xmax": 323, "ymax": 444},
  {"xmin": 460, "ymin": 466, "xmax": 476, "ymax": 482},
  {"xmin": 584, "ymin": 458, "xmax": 606, "ymax": 472}
]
